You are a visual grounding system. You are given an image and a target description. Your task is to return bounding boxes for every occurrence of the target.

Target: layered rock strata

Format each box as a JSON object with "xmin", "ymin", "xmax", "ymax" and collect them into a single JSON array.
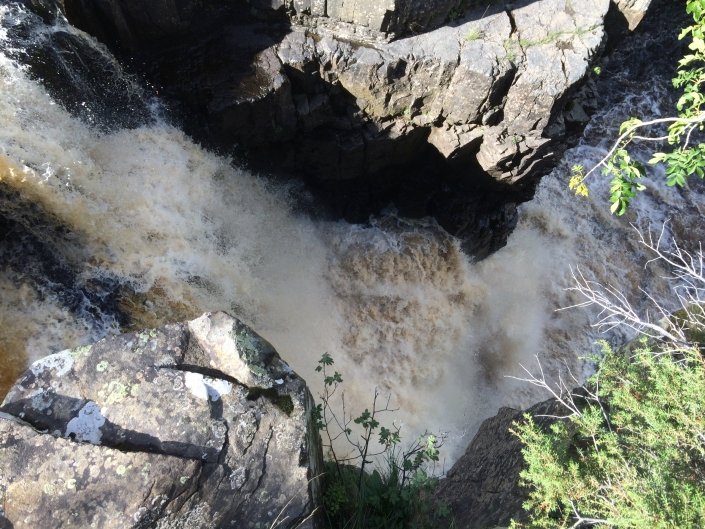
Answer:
[
  {"xmin": 36, "ymin": 0, "xmax": 650, "ymax": 256},
  {"xmin": 125, "ymin": 0, "xmax": 621, "ymax": 185}
]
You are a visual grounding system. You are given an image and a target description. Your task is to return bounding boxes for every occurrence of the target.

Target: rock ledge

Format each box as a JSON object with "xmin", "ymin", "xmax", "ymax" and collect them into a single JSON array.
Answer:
[{"xmin": 0, "ymin": 312, "xmax": 322, "ymax": 529}]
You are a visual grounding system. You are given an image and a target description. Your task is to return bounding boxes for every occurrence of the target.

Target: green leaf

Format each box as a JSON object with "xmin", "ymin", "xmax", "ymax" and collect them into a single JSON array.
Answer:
[{"xmin": 649, "ymin": 152, "xmax": 667, "ymax": 164}]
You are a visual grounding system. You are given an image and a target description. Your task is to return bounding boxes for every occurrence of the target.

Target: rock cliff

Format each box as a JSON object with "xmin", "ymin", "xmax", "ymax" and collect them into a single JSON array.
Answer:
[
  {"xmin": 30, "ymin": 0, "xmax": 650, "ymax": 256},
  {"xmin": 0, "ymin": 312, "xmax": 322, "ymax": 529},
  {"xmin": 100, "ymin": 0, "xmax": 626, "ymax": 186}
]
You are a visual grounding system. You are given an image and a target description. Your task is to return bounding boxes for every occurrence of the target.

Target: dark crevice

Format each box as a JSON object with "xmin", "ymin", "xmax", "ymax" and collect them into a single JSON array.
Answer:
[
  {"xmin": 211, "ymin": 396, "xmax": 230, "ymax": 466},
  {"xmin": 1, "ymin": 395, "xmax": 223, "ymax": 461},
  {"xmin": 168, "ymin": 461, "xmax": 208, "ymax": 516},
  {"xmin": 135, "ymin": 475, "xmax": 186, "ymax": 527},
  {"xmin": 246, "ymin": 387, "xmax": 295, "ymax": 416},
  {"xmin": 253, "ymin": 427, "xmax": 274, "ymax": 493},
  {"xmin": 141, "ymin": 478, "xmax": 156, "ymax": 505},
  {"xmin": 240, "ymin": 411, "xmax": 260, "ymax": 458},
  {"xmin": 505, "ymin": 8, "xmax": 517, "ymax": 36}
]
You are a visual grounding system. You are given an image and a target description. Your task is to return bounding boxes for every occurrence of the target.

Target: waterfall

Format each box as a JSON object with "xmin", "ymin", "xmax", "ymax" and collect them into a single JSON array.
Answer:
[{"xmin": 1, "ymin": 2, "xmax": 702, "ymax": 463}]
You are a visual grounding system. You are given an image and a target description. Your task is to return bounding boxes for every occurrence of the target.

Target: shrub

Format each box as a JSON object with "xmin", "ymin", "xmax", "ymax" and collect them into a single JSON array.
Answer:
[
  {"xmin": 312, "ymin": 353, "xmax": 448, "ymax": 529},
  {"xmin": 512, "ymin": 341, "xmax": 705, "ymax": 528},
  {"xmin": 511, "ymin": 231, "xmax": 705, "ymax": 528},
  {"xmin": 569, "ymin": 0, "xmax": 705, "ymax": 215}
]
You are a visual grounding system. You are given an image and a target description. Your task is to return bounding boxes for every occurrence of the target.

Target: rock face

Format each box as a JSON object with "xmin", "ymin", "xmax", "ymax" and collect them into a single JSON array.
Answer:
[
  {"xmin": 43, "ymin": 0, "xmax": 651, "ymax": 258},
  {"xmin": 131, "ymin": 0, "xmax": 620, "ymax": 185},
  {"xmin": 248, "ymin": 0, "xmax": 653, "ymax": 42},
  {"xmin": 0, "ymin": 312, "xmax": 322, "ymax": 529},
  {"xmin": 110, "ymin": 0, "xmax": 652, "ymax": 185},
  {"xmin": 286, "ymin": 0, "xmax": 612, "ymax": 185},
  {"xmin": 613, "ymin": 0, "xmax": 652, "ymax": 30},
  {"xmin": 435, "ymin": 398, "xmax": 565, "ymax": 528}
]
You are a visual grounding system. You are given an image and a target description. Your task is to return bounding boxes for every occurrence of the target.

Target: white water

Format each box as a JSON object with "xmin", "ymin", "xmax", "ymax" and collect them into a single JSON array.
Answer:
[{"xmin": 1, "ymin": 4, "xmax": 703, "ymax": 463}]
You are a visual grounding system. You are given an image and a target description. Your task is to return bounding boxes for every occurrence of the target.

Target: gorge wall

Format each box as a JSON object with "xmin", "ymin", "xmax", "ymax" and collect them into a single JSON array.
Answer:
[{"xmin": 21, "ymin": 0, "xmax": 648, "ymax": 256}]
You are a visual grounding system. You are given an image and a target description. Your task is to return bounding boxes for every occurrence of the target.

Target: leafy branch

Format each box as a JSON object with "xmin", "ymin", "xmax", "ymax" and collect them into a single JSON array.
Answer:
[{"xmin": 569, "ymin": 0, "xmax": 705, "ymax": 215}]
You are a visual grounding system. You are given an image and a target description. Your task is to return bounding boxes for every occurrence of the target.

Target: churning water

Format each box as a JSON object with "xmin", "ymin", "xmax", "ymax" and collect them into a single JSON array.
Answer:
[{"xmin": 1, "ymin": 2, "xmax": 702, "ymax": 462}]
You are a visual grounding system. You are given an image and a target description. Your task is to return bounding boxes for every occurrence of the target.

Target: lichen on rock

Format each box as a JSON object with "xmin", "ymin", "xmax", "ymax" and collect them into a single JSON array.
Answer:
[{"xmin": 0, "ymin": 312, "xmax": 323, "ymax": 529}]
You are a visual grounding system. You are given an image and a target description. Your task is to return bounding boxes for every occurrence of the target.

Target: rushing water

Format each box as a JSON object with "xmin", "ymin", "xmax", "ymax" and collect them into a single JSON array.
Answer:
[{"xmin": 0, "ymin": 2, "xmax": 702, "ymax": 463}]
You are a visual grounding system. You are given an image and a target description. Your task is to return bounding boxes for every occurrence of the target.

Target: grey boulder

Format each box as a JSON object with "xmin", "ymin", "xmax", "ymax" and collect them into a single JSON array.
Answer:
[{"xmin": 0, "ymin": 312, "xmax": 323, "ymax": 529}]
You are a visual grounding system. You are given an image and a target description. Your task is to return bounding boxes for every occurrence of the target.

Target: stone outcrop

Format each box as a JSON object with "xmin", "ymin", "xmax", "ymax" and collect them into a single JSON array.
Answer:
[
  {"xmin": 23, "ymin": 0, "xmax": 651, "ymax": 257},
  {"xmin": 51, "ymin": 0, "xmax": 654, "ymax": 187},
  {"xmin": 248, "ymin": 0, "xmax": 653, "ymax": 42},
  {"xmin": 132, "ymin": 0, "xmax": 631, "ymax": 185},
  {"xmin": 613, "ymin": 0, "xmax": 652, "ymax": 30},
  {"xmin": 0, "ymin": 312, "xmax": 322, "ymax": 529},
  {"xmin": 435, "ymin": 398, "xmax": 565, "ymax": 528},
  {"xmin": 275, "ymin": 0, "xmax": 614, "ymax": 185}
]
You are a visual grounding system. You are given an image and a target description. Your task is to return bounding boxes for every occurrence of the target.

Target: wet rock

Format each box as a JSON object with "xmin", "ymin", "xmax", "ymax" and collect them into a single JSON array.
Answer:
[
  {"xmin": 5, "ymin": 3, "xmax": 155, "ymax": 130},
  {"xmin": 61, "ymin": 0, "xmax": 208, "ymax": 51},
  {"xmin": 435, "ymin": 399, "xmax": 565, "ymax": 529},
  {"xmin": 0, "ymin": 312, "xmax": 322, "ymax": 529}
]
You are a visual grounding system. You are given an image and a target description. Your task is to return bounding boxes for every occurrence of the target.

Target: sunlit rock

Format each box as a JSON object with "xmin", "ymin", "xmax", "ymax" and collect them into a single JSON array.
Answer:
[{"xmin": 0, "ymin": 312, "xmax": 323, "ymax": 529}]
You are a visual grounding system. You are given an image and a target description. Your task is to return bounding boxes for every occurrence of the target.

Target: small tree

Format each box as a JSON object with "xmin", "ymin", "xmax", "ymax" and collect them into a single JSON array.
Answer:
[
  {"xmin": 511, "ymin": 229, "xmax": 705, "ymax": 528},
  {"xmin": 569, "ymin": 0, "xmax": 705, "ymax": 215}
]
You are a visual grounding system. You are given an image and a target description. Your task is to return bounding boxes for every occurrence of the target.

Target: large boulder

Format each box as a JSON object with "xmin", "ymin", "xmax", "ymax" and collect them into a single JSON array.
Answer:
[
  {"xmin": 0, "ymin": 312, "xmax": 323, "ymax": 529},
  {"xmin": 281, "ymin": 0, "xmax": 613, "ymax": 185},
  {"xmin": 435, "ymin": 399, "xmax": 565, "ymax": 528},
  {"xmin": 129, "ymin": 0, "xmax": 643, "ymax": 188}
]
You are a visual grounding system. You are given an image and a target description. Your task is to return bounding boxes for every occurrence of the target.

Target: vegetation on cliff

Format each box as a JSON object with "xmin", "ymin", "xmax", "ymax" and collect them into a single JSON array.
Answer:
[
  {"xmin": 513, "ymin": 2, "xmax": 705, "ymax": 526},
  {"xmin": 513, "ymin": 332, "xmax": 705, "ymax": 527},
  {"xmin": 570, "ymin": 0, "xmax": 705, "ymax": 215},
  {"xmin": 312, "ymin": 353, "xmax": 448, "ymax": 529}
]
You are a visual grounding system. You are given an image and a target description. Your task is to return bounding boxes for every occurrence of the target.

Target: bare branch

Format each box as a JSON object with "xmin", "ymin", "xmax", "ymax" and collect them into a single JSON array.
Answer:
[
  {"xmin": 561, "ymin": 265, "xmax": 685, "ymax": 343},
  {"xmin": 507, "ymin": 355, "xmax": 584, "ymax": 417}
]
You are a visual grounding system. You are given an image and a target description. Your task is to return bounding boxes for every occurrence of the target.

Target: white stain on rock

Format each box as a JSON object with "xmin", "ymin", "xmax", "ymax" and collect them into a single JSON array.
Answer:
[
  {"xmin": 30, "ymin": 350, "xmax": 74, "ymax": 377},
  {"xmin": 65, "ymin": 401, "xmax": 106, "ymax": 444},
  {"xmin": 184, "ymin": 372, "xmax": 232, "ymax": 402}
]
